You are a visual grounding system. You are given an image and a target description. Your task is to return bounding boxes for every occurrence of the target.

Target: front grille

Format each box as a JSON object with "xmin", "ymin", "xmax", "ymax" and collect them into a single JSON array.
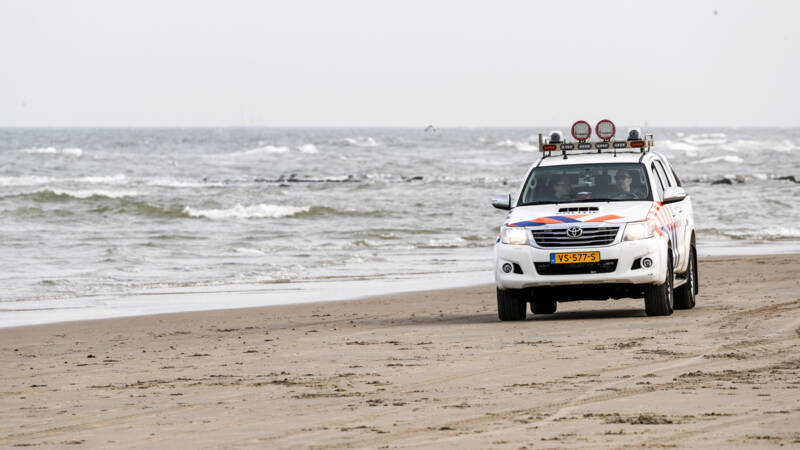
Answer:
[
  {"xmin": 531, "ymin": 226, "xmax": 619, "ymax": 248},
  {"xmin": 535, "ymin": 260, "xmax": 618, "ymax": 275}
]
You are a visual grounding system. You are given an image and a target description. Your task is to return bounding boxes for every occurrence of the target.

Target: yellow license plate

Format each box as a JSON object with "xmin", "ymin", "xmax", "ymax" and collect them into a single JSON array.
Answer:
[{"xmin": 551, "ymin": 251, "xmax": 600, "ymax": 264}]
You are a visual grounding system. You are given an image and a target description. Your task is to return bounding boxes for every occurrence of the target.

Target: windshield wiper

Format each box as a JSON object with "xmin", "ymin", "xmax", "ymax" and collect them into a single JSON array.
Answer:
[{"xmin": 517, "ymin": 201, "xmax": 552, "ymax": 206}]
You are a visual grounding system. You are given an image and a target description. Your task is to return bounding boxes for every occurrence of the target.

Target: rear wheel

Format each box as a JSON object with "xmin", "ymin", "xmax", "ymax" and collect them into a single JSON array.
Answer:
[
  {"xmin": 531, "ymin": 298, "xmax": 557, "ymax": 314},
  {"xmin": 644, "ymin": 251, "xmax": 674, "ymax": 316},
  {"xmin": 497, "ymin": 288, "xmax": 527, "ymax": 321},
  {"xmin": 674, "ymin": 246, "xmax": 697, "ymax": 309}
]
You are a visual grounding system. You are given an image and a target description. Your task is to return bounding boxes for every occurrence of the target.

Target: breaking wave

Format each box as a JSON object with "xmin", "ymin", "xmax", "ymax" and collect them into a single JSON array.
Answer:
[
  {"xmin": 183, "ymin": 203, "xmax": 310, "ymax": 219},
  {"xmin": 296, "ymin": 144, "xmax": 319, "ymax": 153},
  {"xmin": 233, "ymin": 145, "xmax": 291, "ymax": 157},
  {"xmin": 331, "ymin": 136, "xmax": 379, "ymax": 147},
  {"xmin": 146, "ymin": 178, "xmax": 224, "ymax": 188},
  {"xmin": 19, "ymin": 188, "xmax": 138, "ymax": 201},
  {"xmin": 0, "ymin": 174, "xmax": 128, "ymax": 187},
  {"xmin": 494, "ymin": 139, "xmax": 538, "ymax": 152},
  {"xmin": 20, "ymin": 147, "xmax": 83, "ymax": 157},
  {"xmin": 697, "ymin": 155, "xmax": 744, "ymax": 164}
]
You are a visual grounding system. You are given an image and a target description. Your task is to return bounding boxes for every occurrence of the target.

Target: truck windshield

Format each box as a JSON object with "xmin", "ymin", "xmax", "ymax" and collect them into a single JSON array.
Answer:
[{"xmin": 518, "ymin": 163, "xmax": 652, "ymax": 205}]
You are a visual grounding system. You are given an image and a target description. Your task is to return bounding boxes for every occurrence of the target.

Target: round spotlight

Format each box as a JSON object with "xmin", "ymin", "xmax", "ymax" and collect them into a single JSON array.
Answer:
[
  {"xmin": 627, "ymin": 128, "xmax": 641, "ymax": 141},
  {"xmin": 571, "ymin": 120, "xmax": 592, "ymax": 141},
  {"xmin": 549, "ymin": 131, "xmax": 564, "ymax": 144},
  {"xmin": 595, "ymin": 119, "xmax": 616, "ymax": 141},
  {"xmin": 502, "ymin": 263, "xmax": 514, "ymax": 274},
  {"xmin": 642, "ymin": 257, "xmax": 653, "ymax": 268}
]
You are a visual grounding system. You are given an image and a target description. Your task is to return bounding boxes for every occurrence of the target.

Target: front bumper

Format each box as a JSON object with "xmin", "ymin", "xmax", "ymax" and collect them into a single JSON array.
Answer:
[{"xmin": 494, "ymin": 232, "xmax": 667, "ymax": 290}]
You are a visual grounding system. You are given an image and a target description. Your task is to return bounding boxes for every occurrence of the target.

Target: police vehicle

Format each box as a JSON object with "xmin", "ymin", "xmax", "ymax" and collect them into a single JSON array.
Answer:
[{"xmin": 492, "ymin": 120, "xmax": 698, "ymax": 321}]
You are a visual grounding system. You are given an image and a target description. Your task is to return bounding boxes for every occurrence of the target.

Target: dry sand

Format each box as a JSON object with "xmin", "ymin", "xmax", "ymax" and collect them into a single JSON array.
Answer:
[{"xmin": 1, "ymin": 255, "xmax": 799, "ymax": 449}]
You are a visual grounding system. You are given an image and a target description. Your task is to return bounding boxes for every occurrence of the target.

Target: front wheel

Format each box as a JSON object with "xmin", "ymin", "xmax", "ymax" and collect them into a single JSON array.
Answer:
[
  {"xmin": 674, "ymin": 246, "xmax": 697, "ymax": 309},
  {"xmin": 644, "ymin": 251, "xmax": 674, "ymax": 316},
  {"xmin": 497, "ymin": 288, "xmax": 527, "ymax": 321}
]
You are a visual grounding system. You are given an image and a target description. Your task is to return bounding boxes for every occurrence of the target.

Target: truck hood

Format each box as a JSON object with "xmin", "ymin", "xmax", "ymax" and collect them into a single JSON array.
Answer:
[{"xmin": 504, "ymin": 201, "xmax": 653, "ymax": 227}]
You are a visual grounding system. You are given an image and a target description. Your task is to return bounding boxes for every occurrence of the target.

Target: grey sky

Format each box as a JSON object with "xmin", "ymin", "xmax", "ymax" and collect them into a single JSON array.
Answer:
[{"xmin": 1, "ymin": 0, "xmax": 798, "ymax": 127}]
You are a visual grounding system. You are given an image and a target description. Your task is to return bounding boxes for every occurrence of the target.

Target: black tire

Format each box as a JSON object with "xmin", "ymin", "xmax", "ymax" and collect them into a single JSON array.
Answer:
[
  {"xmin": 674, "ymin": 246, "xmax": 697, "ymax": 310},
  {"xmin": 497, "ymin": 288, "xmax": 527, "ymax": 321},
  {"xmin": 644, "ymin": 251, "xmax": 674, "ymax": 316},
  {"xmin": 531, "ymin": 299, "xmax": 557, "ymax": 314}
]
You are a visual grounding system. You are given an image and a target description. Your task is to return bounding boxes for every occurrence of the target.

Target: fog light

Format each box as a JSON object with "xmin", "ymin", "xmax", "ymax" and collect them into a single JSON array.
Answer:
[
  {"xmin": 642, "ymin": 257, "xmax": 653, "ymax": 268},
  {"xmin": 502, "ymin": 263, "xmax": 514, "ymax": 273}
]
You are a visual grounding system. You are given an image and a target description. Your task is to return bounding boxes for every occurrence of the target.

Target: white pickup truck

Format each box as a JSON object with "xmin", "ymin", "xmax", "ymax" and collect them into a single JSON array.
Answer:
[{"xmin": 492, "ymin": 121, "xmax": 698, "ymax": 321}]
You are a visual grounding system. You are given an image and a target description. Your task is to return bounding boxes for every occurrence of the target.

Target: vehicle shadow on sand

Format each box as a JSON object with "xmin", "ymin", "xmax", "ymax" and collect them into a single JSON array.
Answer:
[
  {"xmin": 530, "ymin": 308, "xmax": 646, "ymax": 321},
  {"xmin": 384, "ymin": 307, "xmax": 648, "ymax": 328}
]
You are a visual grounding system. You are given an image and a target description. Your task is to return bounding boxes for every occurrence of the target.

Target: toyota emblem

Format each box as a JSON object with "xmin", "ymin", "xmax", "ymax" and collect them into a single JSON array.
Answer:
[{"xmin": 566, "ymin": 226, "xmax": 583, "ymax": 238}]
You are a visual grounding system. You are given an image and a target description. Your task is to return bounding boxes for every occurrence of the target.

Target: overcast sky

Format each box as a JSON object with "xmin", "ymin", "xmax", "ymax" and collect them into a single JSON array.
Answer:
[{"xmin": 1, "ymin": 0, "xmax": 798, "ymax": 127}]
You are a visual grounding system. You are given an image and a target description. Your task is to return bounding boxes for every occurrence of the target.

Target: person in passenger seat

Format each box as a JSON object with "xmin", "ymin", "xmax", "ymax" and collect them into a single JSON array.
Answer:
[{"xmin": 551, "ymin": 174, "xmax": 573, "ymax": 201}]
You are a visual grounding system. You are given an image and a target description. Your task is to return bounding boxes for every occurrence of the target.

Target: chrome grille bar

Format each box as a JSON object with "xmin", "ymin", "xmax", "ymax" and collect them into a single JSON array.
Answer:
[{"xmin": 531, "ymin": 226, "xmax": 619, "ymax": 248}]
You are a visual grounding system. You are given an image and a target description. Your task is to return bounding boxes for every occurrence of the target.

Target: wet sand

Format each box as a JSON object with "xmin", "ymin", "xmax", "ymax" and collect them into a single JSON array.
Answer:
[{"xmin": 1, "ymin": 255, "xmax": 799, "ymax": 448}]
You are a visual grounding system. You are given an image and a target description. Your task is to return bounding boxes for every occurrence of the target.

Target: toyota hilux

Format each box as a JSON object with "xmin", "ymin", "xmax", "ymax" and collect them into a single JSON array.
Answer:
[{"xmin": 491, "ymin": 120, "xmax": 698, "ymax": 321}]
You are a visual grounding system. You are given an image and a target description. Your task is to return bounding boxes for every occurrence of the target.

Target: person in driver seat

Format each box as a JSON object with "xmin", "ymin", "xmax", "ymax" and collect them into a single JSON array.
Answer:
[{"xmin": 551, "ymin": 174, "xmax": 573, "ymax": 201}]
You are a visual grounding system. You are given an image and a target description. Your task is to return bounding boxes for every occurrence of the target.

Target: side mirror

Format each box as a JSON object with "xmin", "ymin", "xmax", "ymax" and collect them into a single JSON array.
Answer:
[
  {"xmin": 662, "ymin": 186, "xmax": 687, "ymax": 204},
  {"xmin": 492, "ymin": 193, "xmax": 512, "ymax": 210}
]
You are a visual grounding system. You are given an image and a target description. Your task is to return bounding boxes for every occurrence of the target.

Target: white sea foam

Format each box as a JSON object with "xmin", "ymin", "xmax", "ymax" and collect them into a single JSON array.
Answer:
[
  {"xmin": 684, "ymin": 133, "xmax": 727, "ymax": 146},
  {"xmin": 231, "ymin": 145, "xmax": 291, "ymax": 157},
  {"xmin": 698, "ymin": 155, "xmax": 744, "ymax": 164},
  {"xmin": 77, "ymin": 174, "xmax": 127, "ymax": 184},
  {"xmin": 146, "ymin": 178, "xmax": 223, "ymax": 188},
  {"xmin": 0, "ymin": 174, "xmax": 127, "ymax": 186},
  {"xmin": 20, "ymin": 147, "xmax": 58, "ymax": 154},
  {"xmin": 296, "ymin": 144, "xmax": 319, "ymax": 153},
  {"xmin": 183, "ymin": 203, "xmax": 310, "ymax": 219},
  {"xmin": 335, "ymin": 137, "xmax": 378, "ymax": 147},
  {"xmin": 0, "ymin": 176, "xmax": 55, "ymax": 186},
  {"xmin": 233, "ymin": 247, "xmax": 267, "ymax": 256},
  {"xmin": 46, "ymin": 188, "xmax": 138, "ymax": 199},
  {"xmin": 662, "ymin": 140, "xmax": 699, "ymax": 152},
  {"xmin": 773, "ymin": 140, "xmax": 798, "ymax": 153},
  {"xmin": 20, "ymin": 147, "xmax": 83, "ymax": 157},
  {"xmin": 495, "ymin": 139, "xmax": 538, "ymax": 152}
]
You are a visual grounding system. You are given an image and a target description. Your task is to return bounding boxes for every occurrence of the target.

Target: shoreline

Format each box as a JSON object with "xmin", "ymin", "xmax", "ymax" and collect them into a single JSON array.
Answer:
[
  {"xmin": 2, "ymin": 253, "xmax": 798, "ymax": 448},
  {"xmin": 4, "ymin": 245, "xmax": 800, "ymax": 330}
]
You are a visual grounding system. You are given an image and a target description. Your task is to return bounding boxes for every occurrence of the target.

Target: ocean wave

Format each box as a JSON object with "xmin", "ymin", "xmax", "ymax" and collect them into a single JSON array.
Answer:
[
  {"xmin": 683, "ymin": 133, "xmax": 727, "ymax": 146},
  {"xmin": 21, "ymin": 188, "xmax": 138, "ymax": 201},
  {"xmin": 235, "ymin": 145, "xmax": 291, "ymax": 157},
  {"xmin": 20, "ymin": 147, "xmax": 83, "ymax": 157},
  {"xmin": 709, "ymin": 227, "xmax": 800, "ymax": 242},
  {"xmin": 662, "ymin": 140, "xmax": 699, "ymax": 152},
  {"xmin": 773, "ymin": 140, "xmax": 799, "ymax": 153},
  {"xmin": 494, "ymin": 139, "xmax": 538, "ymax": 152},
  {"xmin": 145, "ymin": 178, "xmax": 224, "ymax": 188},
  {"xmin": 697, "ymin": 155, "xmax": 744, "ymax": 164},
  {"xmin": 183, "ymin": 203, "xmax": 310, "ymax": 219},
  {"xmin": 296, "ymin": 144, "xmax": 319, "ymax": 153},
  {"xmin": 331, "ymin": 136, "xmax": 379, "ymax": 147},
  {"xmin": 233, "ymin": 247, "xmax": 267, "ymax": 256},
  {"xmin": 78, "ymin": 174, "xmax": 128, "ymax": 184},
  {"xmin": 0, "ymin": 175, "xmax": 55, "ymax": 186}
]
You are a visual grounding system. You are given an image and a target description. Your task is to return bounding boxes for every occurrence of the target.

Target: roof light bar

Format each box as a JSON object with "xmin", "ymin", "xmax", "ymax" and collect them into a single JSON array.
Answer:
[{"xmin": 537, "ymin": 119, "xmax": 652, "ymax": 154}]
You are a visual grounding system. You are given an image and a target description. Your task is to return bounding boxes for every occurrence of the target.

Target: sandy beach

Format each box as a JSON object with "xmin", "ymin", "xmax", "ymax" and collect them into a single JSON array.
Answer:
[{"xmin": 1, "ymin": 254, "xmax": 799, "ymax": 449}]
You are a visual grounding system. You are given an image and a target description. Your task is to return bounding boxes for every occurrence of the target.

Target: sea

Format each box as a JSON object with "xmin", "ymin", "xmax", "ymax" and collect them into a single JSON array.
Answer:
[{"xmin": 1, "ymin": 127, "xmax": 798, "ymax": 327}]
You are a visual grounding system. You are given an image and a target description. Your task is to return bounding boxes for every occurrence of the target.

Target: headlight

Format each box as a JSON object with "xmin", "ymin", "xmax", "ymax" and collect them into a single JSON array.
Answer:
[
  {"xmin": 501, "ymin": 226, "xmax": 529, "ymax": 245},
  {"xmin": 623, "ymin": 221, "xmax": 656, "ymax": 241}
]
